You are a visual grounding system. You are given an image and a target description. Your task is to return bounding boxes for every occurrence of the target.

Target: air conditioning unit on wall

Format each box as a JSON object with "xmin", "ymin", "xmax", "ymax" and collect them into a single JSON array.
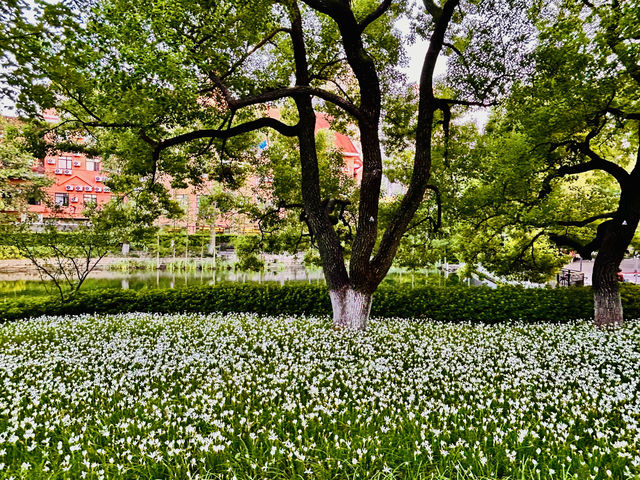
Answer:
[
  {"xmin": 71, "ymin": 197, "xmax": 79, "ymax": 203},
  {"xmin": 64, "ymin": 169, "xmax": 72, "ymax": 175},
  {"xmin": 103, "ymin": 187, "xmax": 111, "ymax": 192},
  {"xmin": 84, "ymin": 186, "xmax": 92, "ymax": 192},
  {"xmin": 75, "ymin": 186, "xmax": 83, "ymax": 191},
  {"xmin": 47, "ymin": 159, "xmax": 56, "ymax": 165},
  {"xmin": 65, "ymin": 185, "xmax": 73, "ymax": 191},
  {"xmin": 54, "ymin": 169, "xmax": 63, "ymax": 174},
  {"xmin": 95, "ymin": 176, "xmax": 102, "ymax": 182},
  {"xmin": 73, "ymin": 161, "xmax": 81, "ymax": 167},
  {"xmin": 94, "ymin": 187, "xmax": 102, "ymax": 193}
]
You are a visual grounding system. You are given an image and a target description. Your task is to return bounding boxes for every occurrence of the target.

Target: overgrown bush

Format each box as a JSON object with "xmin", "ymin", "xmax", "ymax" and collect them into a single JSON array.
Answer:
[
  {"xmin": 232, "ymin": 236, "xmax": 264, "ymax": 271},
  {"xmin": 2, "ymin": 284, "xmax": 639, "ymax": 323},
  {"xmin": 0, "ymin": 245, "xmax": 23, "ymax": 259}
]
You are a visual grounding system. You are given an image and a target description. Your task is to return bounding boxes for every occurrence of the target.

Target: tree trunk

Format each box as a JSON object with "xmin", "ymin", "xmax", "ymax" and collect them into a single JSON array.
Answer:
[
  {"xmin": 329, "ymin": 286, "xmax": 372, "ymax": 331},
  {"xmin": 593, "ymin": 278, "xmax": 623, "ymax": 327},
  {"xmin": 592, "ymin": 245, "xmax": 623, "ymax": 327},
  {"xmin": 591, "ymin": 219, "xmax": 634, "ymax": 327}
]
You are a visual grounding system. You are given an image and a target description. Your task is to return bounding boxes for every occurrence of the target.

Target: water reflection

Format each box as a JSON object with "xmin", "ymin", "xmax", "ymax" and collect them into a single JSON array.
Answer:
[{"xmin": 0, "ymin": 267, "xmax": 462, "ymax": 299}]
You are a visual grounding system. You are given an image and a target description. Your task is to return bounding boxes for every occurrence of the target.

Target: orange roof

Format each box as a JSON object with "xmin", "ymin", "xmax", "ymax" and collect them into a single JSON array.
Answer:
[{"xmin": 314, "ymin": 114, "xmax": 360, "ymax": 156}]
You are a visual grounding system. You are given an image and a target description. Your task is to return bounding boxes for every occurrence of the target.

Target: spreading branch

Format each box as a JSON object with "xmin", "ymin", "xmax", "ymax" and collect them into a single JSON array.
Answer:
[
  {"xmin": 538, "ymin": 139, "xmax": 630, "ymax": 198},
  {"xmin": 158, "ymin": 117, "xmax": 299, "ymax": 152},
  {"xmin": 358, "ymin": 0, "xmax": 393, "ymax": 32},
  {"xmin": 423, "ymin": 0, "xmax": 443, "ymax": 20},
  {"xmin": 206, "ymin": 74, "xmax": 363, "ymax": 121},
  {"xmin": 606, "ymin": 106, "xmax": 640, "ymax": 120},
  {"xmin": 557, "ymin": 212, "xmax": 616, "ymax": 227},
  {"xmin": 405, "ymin": 185, "xmax": 442, "ymax": 233},
  {"xmin": 549, "ymin": 218, "xmax": 615, "ymax": 259}
]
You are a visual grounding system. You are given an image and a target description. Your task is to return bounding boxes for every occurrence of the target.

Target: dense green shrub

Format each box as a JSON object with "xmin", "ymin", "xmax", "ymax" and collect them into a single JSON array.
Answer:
[
  {"xmin": 2, "ymin": 283, "xmax": 639, "ymax": 323},
  {"xmin": 0, "ymin": 245, "xmax": 23, "ymax": 259}
]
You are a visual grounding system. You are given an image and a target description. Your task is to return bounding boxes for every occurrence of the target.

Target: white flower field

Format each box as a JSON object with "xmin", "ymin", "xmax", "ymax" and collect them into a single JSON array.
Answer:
[{"xmin": 1, "ymin": 313, "xmax": 639, "ymax": 479}]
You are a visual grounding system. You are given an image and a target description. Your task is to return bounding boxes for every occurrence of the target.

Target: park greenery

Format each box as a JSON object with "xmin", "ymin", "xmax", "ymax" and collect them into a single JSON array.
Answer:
[
  {"xmin": 3, "ymin": 283, "xmax": 640, "ymax": 323},
  {"xmin": 0, "ymin": 198, "xmax": 157, "ymax": 300},
  {"xmin": 0, "ymin": 0, "xmax": 639, "ymax": 328},
  {"xmin": 0, "ymin": 117, "xmax": 50, "ymax": 213},
  {"xmin": 1, "ymin": 312, "xmax": 640, "ymax": 479},
  {"xmin": 0, "ymin": 0, "xmax": 529, "ymax": 330},
  {"xmin": 2, "ymin": 2, "xmax": 640, "ymax": 477}
]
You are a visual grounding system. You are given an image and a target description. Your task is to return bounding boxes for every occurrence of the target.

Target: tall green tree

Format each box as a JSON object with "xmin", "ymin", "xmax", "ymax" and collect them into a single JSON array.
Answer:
[
  {"xmin": 445, "ymin": 116, "xmax": 617, "ymax": 283},
  {"xmin": 443, "ymin": 0, "xmax": 639, "ymax": 324},
  {"xmin": 506, "ymin": 0, "xmax": 640, "ymax": 326},
  {"xmin": 3, "ymin": 0, "xmax": 527, "ymax": 329}
]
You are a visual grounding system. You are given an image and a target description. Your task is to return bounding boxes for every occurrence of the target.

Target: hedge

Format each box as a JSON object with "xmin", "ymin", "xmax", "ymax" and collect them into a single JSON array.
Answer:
[{"xmin": 2, "ymin": 283, "xmax": 639, "ymax": 323}]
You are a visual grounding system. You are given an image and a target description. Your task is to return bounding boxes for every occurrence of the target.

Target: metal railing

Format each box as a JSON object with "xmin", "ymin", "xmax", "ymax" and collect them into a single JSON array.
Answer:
[{"xmin": 557, "ymin": 269, "xmax": 584, "ymax": 287}]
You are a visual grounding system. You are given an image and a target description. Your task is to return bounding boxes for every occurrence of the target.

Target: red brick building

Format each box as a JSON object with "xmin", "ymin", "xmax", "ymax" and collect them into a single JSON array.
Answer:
[
  {"xmin": 28, "ymin": 151, "xmax": 112, "ymax": 222},
  {"xmin": 8, "ymin": 112, "xmax": 362, "ymax": 230}
]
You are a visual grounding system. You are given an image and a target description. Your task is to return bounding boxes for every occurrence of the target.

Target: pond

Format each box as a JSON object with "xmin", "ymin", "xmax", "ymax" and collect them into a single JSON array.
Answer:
[{"xmin": 0, "ymin": 265, "xmax": 465, "ymax": 300}]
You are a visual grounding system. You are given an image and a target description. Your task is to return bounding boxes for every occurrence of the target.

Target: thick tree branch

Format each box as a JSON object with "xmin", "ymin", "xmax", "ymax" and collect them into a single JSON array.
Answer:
[
  {"xmin": 423, "ymin": 0, "xmax": 443, "ymax": 20},
  {"xmin": 568, "ymin": 142, "xmax": 630, "ymax": 186},
  {"xmin": 537, "ymin": 138, "xmax": 630, "ymax": 196},
  {"xmin": 234, "ymin": 86, "xmax": 362, "ymax": 120},
  {"xmin": 289, "ymin": 0, "xmax": 350, "ymax": 291},
  {"xmin": 301, "ymin": 0, "xmax": 389, "ymax": 287},
  {"xmin": 557, "ymin": 212, "xmax": 616, "ymax": 227},
  {"xmin": 207, "ymin": 70, "xmax": 362, "ymax": 120},
  {"xmin": 548, "ymin": 233, "xmax": 594, "ymax": 259},
  {"xmin": 606, "ymin": 106, "xmax": 640, "ymax": 120},
  {"xmin": 158, "ymin": 117, "xmax": 298, "ymax": 152},
  {"xmin": 371, "ymin": 0, "xmax": 459, "ymax": 282},
  {"xmin": 549, "ymin": 218, "xmax": 615, "ymax": 259},
  {"xmin": 358, "ymin": 0, "xmax": 393, "ymax": 32}
]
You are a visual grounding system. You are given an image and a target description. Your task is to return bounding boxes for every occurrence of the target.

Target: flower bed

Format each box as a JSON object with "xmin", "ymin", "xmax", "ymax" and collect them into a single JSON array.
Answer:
[{"xmin": 1, "ymin": 313, "xmax": 639, "ymax": 479}]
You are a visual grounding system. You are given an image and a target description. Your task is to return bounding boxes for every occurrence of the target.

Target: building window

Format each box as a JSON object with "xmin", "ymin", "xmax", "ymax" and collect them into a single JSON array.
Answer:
[
  {"xmin": 55, "ymin": 193, "xmax": 69, "ymax": 207},
  {"xmin": 86, "ymin": 158, "xmax": 101, "ymax": 171},
  {"xmin": 83, "ymin": 194, "xmax": 97, "ymax": 206},
  {"xmin": 176, "ymin": 194, "xmax": 189, "ymax": 211},
  {"xmin": 27, "ymin": 196, "xmax": 41, "ymax": 206},
  {"xmin": 57, "ymin": 156, "xmax": 73, "ymax": 169}
]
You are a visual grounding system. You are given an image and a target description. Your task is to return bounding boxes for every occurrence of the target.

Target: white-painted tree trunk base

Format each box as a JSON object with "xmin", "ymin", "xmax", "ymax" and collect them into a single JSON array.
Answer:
[
  {"xmin": 330, "ymin": 288, "xmax": 372, "ymax": 331},
  {"xmin": 594, "ymin": 288, "xmax": 624, "ymax": 327}
]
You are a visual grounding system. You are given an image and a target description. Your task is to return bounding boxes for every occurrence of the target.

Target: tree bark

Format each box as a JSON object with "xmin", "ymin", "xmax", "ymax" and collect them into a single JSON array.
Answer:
[
  {"xmin": 592, "ymin": 254, "xmax": 624, "ymax": 327},
  {"xmin": 591, "ymin": 212, "xmax": 639, "ymax": 327},
  {"xmin": 329, "ymin": 286, "xmax": 373, "ymax": 331}
]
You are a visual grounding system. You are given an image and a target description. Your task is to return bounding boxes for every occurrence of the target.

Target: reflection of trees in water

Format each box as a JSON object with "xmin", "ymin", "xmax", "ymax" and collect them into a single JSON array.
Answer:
[
  {"xmin": 1, "ymin": 268, "xmax": 461, "ymax": 299},
  {"xmin": 0, "ymin": 268, "xmax": 326, "ymax": 298}
]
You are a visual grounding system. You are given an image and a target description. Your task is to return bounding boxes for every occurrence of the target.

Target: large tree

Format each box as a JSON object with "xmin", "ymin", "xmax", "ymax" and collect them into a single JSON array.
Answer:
[
  {"xmin": 510, "ymin": 0, "xmax": 640, "ymax": 326},
  {"xmin": 2, "ymin": 0, "xmax": 525, "ymax": 329},
  {"xmin": 441, "ymin": 0, "xmax": 640, "ymax": 325}
]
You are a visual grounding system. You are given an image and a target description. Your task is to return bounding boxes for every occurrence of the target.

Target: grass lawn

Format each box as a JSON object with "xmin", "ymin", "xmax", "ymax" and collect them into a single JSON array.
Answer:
[{"xmin": 0, "ymin": 313, "xmax": 639, "ymax": 479}]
